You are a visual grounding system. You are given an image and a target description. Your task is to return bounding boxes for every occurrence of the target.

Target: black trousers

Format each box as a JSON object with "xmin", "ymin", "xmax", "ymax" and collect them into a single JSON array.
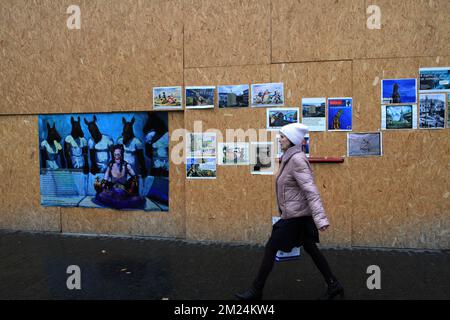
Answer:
[{"xmin": 253, "ymin": 241, "xmax": 335, "ymax": 290}]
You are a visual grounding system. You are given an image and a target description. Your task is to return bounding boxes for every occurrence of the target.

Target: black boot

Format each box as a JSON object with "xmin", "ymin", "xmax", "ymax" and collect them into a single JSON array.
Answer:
[
  {"xmin": 318, "ymin": 278, "xmax": 344, "ymax": 300},
  {"xmin": 235, "ymin": 286, "xmax": 263, "ymax": 300}
]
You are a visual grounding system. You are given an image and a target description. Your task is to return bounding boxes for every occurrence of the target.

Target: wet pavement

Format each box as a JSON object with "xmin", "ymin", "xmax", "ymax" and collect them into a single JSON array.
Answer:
[{"xmin": 0, "ymin": 230, "xmax": 449, "ymax": 300}]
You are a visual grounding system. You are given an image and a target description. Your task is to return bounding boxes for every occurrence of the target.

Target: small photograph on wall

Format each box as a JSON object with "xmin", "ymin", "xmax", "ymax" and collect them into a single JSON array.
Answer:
[
  {"xmin": 381, "ymin": 105, "xmax": 417, "ymax": 130},
  {"xmin": 327, "ymin": 98, "xmax": 353, "ymax": 131},
  {"xmin": 381, "ymin": 79, "xmax": 417, "ymax": 104},
  {"xmin": 186, "ymin": 132, "xmax": 217, "ymax": 158},
  {"xmin": 218, "ymin": 85, "xmax": 249, "ymax": 108},
  {"xmin": 419, "ymin": 94, "xmax": 446, "ymax": 129},
  {"xmin": 448, "ymin": 93, "xmax": 450, "ymax": 128},
  {"xmin": 276, "ymin": 134, "xmax": 283, "ymax": 159},
  {"xmin": 266, "ymin": 107, "xmax": 299, "ymax": 130},
  {"xmin": 186, "ymin": 157, "xmax": 216, "ymax": 179},
  {"xmin": 347, "ymin": 132, "xmax": 382, "ymax": 157},
  {"xmin": 250, "ymin": 142, "xmax": 274, "ymax": 175},
  {"xmin": 301, "ymin": 98, "xmax": 326, "ymax": 132},
  {"xmin": 38, "ymin": 112, "xmax": 169, "ymax": 212},
  {"xmin": 185, "ymin": 86, "xmax": 215, "ymax": 109},
  {"xmin": 218, "ymin": 142, "xmax": 249, "ymax": 165},
  {"xmin": 251, "ymin": 83, "xmax": 284, "ymax": 107},
  {"xmin": 302, "ymin": 134, "xmax": 310, "ymax": 158},
  {"xmin": 186, "ymin": 132, "xmax": 217, "ymax": 179},
  {"xmin": 419, "ymin": 67, "xmax": 450, "ymax": 92},
  {"xmin": 153, "ymin": 86, "xmax": 183, "ymax": 110}
]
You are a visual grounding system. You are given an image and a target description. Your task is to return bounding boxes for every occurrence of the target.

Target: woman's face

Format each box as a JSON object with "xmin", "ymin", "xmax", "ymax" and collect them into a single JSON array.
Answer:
[
  {"xmin": 280, "ymin": 134, "xmax": 293, "ymax": 152},
  {"xmin": 113, "ymin": 149, "xmax": 122, "ymax": 161}
]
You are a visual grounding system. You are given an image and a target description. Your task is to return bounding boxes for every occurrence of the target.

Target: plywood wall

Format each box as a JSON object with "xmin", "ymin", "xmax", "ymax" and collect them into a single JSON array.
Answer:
[
  {"xmin": 60, "ymin": 111, "xmax": 186, "ymax": 238},
  {"xmin": 183, "ymin": 65, "xmax": 273, "ymax": 243},
  {"xmin": 0, "ymin": 115, "xmax": 60, "ymax": 231},
  {"xmin": 0, "ymin": 0, "xmax": 448, "ymax": 249},
  {"xmin": 272, "ymin": 0, "xmax": 450, "ymax": 62},
  {"xmin": 351, "ymin": 56, "xmax": 450, "ymax": 248}
]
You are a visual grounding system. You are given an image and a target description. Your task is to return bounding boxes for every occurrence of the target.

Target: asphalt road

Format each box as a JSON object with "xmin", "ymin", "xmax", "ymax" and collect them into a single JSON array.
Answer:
[{"xmin": 0, "ymin": 230, "xmax": 448, "ymax": 300}]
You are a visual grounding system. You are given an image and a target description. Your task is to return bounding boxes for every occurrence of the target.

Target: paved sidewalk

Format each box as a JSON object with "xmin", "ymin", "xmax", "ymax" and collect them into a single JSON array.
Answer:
[{"xmin": 0, "ymin": 230, "xmax": 448, "ymax": 300}]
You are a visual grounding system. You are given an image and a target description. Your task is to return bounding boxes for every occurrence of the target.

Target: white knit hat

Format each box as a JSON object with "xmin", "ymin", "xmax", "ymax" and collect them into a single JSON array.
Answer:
[{"xmin": 279, "ymin": 123, "xmax": 309, "ymax": 146}]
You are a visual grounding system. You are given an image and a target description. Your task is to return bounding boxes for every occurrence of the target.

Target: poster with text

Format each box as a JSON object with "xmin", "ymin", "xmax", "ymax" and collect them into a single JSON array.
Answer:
[
  {"xmin": 419, "ymin": 67, "xmax": 450, "ymax": 92},
  {"xmin": 301, "ymin": 98, "xmax": 326, "ymax": 132},
  {"xmin": 327, "ymin": 98, "xmax": 353, "ymax": 131}
]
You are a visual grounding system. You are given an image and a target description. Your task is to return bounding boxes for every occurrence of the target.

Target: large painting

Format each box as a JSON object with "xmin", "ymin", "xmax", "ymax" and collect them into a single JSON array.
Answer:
[{"xmin": 38, "ymin": 112, "xmax": 169, "ymax": 211}]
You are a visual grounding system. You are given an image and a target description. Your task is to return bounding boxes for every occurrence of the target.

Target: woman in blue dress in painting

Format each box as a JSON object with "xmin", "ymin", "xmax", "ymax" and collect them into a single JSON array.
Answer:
[{"xmin": 93, "ymin": 144, "xmax": 146, "ymax": 210}]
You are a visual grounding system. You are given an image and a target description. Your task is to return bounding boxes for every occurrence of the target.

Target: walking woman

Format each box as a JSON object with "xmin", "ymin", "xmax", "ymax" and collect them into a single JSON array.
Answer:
[{"xmin": 235, "ymin": 123, "xmax": 344, "ymax": 300}]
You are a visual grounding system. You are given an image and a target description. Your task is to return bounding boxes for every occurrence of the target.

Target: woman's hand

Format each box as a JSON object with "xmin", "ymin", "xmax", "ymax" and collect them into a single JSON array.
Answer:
[{"xmin": 319, "ymin": 225, "xmax": 329, "ymax": 232}]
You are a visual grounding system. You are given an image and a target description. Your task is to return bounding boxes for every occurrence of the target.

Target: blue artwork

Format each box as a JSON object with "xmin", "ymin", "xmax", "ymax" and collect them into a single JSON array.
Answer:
[
  {"xmin": 38, "ymin": 112, "xmax": 169, "ymax": 211},
  {"xmin": 327, "ymin": 98, "xmax": 353, "ymax": 131},
  {"xmin": 382, "ymin": 78, "xmax": 417, "ymax": 104}
]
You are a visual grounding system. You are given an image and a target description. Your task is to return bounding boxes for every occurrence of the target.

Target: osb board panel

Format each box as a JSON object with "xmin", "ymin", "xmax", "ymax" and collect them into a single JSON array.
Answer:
[
  {"xmin": 185, "ymin": 170, "xmax": 274, "ymax": 243},
  {"xmin": 340, "ymin": 55, "xmax": 450, "ymax": 248},
  {"xmin": 0, "ymin": 0, "xmax": 111, "ymax": 114},
  {"xmin": 98, "ymin": 0, "xmax": 131, "ymax": 112},
  {"xmin": 35, "ymin": 0, "xmax": 112, "ymax": 114},
  {"xmin": 311, "ymin": 162, "xmax": 352, "ymax": 247},
  {"xmin": 108, "ymin": 0, "xmax": 184, "ymax": 111},
  {"xmin": 183, "ymin": 0, "xmax": 270, "ymax": 68},
  {"xmin": 56, "ymin": 0, "xmax": 184, "ymax": 113},
  {"xmin": 0, "ymin": 0, "xmax": 184, "ymax": 115},
  {"xmin": 353, "ymin": 55, "xmax": 450, "ymax": 132},
  {"xmin": 309, "ymin": 132, "xmax": 348, "ymax": 159},
  {"xmin": 184, "ymin": 113, "xmax": 275, "ymax": 244},
  {"xmin": 294, "ymin": 133, "xmax": 350, "ymax": 246},
  {"xmin": 61, "ymin": 112, "xmax": 186, "ymax": 238},
  {"xmin": 271, "ymin": 0, "xmax": 450, "ymax": 63},
  {"xmin": 270, "ymin": 61, "xmax": 353, "ymax": 107},
  {"xmin": 271, "ymin": 0, "xmax": 365, "ymax": 63},
  {"xmin": 68, "ymin": 0, "xmax": 113, "ymax": 114},
  {"xmin": 184, "ymin": 65, "xmax": 271, "ymax": 87},
  {"xmin": 363, "ymin": 0, "xmax": 450, "ymax": 59},
  {"xmin": 270, "ymin": 61, "xmax": 353, "ymax": 246},
  {"xmin": 0, "ymin": 116, "xmax": 60, "ymax": 231},
  {"xmin": 184, "ymin": 65, "xmax": 274, "ymax": 243},
  {"xmin": 135, "ymin": 0, "xmax": 184, "ymax": 110},
  {"xmin": 350, "ymin": 130, "xmax": 450, "ymax": 249},
  {"xmin": 0, "ymin": 0, "xmax": 46, "ymax": 114}
]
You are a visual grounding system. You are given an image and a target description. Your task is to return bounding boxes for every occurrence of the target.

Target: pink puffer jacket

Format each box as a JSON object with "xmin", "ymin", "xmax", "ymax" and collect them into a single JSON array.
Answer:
[{"xmin": 276, "ymin": 145, "xmax": 329, "ymax": 229}]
